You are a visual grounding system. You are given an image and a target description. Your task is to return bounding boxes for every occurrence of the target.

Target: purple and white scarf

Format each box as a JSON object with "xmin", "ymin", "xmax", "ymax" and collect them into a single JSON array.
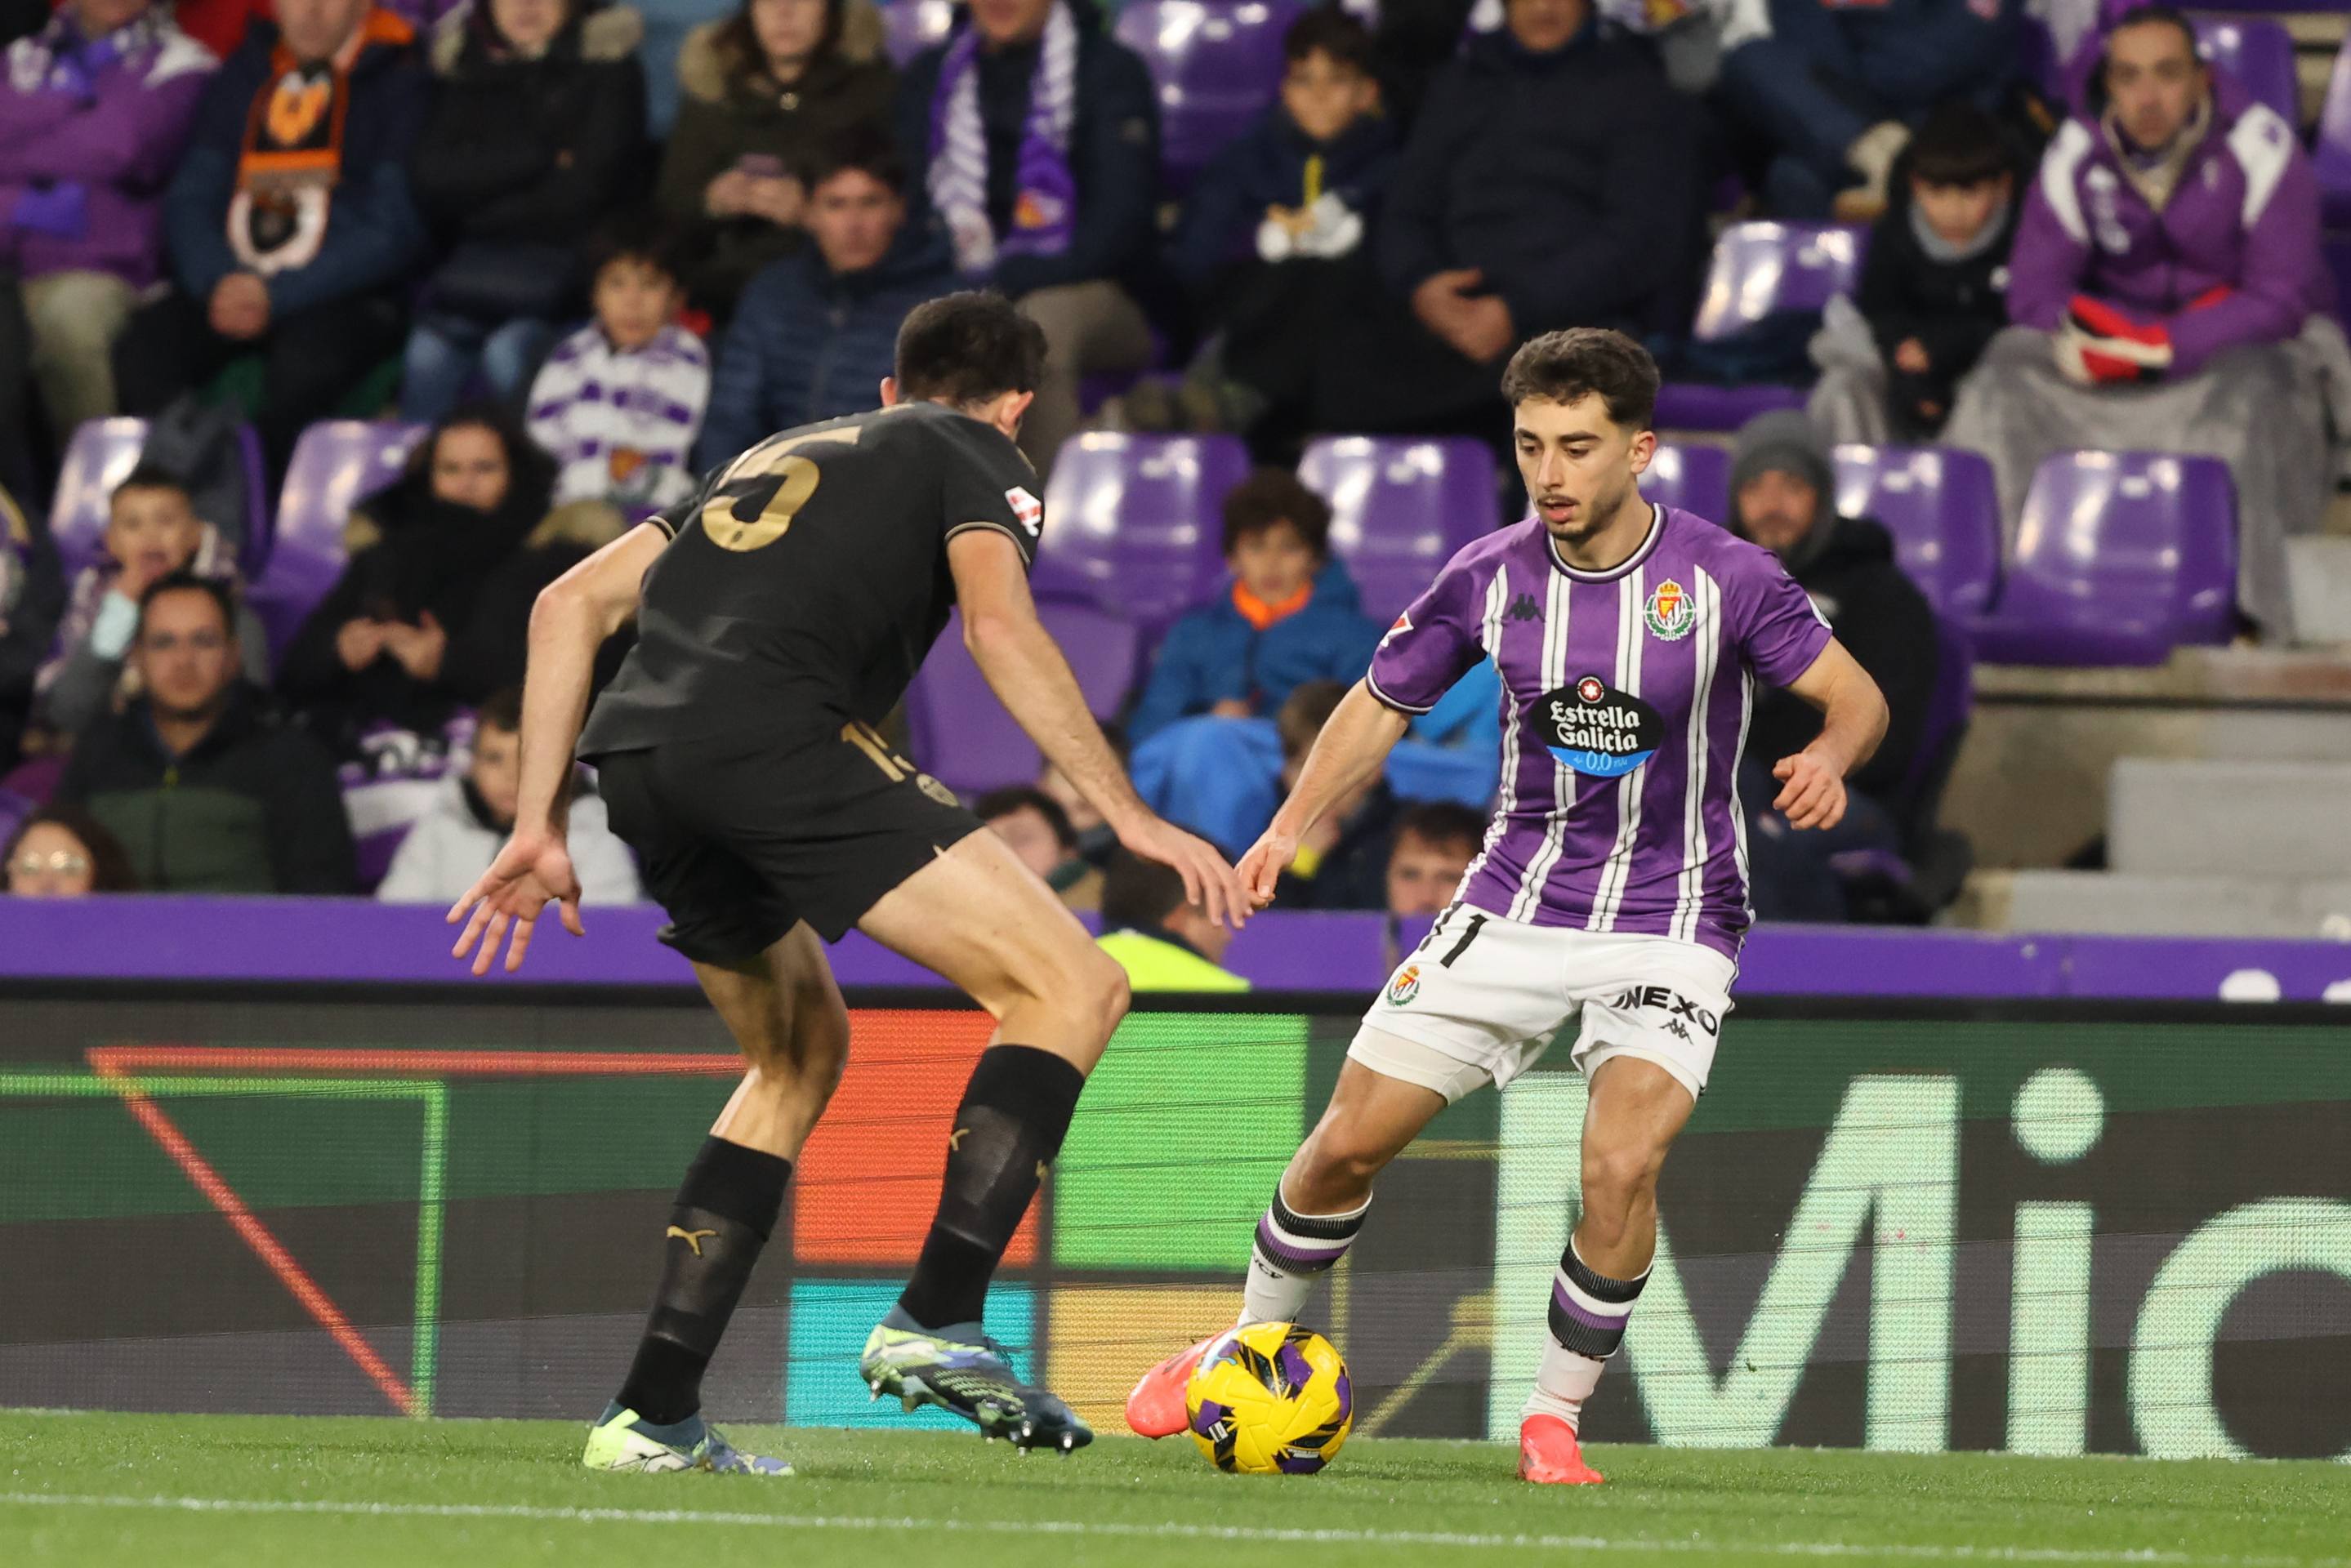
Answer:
[{"xmin": 927, "ymin": 0, "xmax": 1078, "ymax": 277}]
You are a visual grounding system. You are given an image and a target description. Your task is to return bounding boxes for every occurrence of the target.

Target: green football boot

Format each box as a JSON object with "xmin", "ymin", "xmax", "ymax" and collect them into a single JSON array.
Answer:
[
  {"xmin": 859, "ymin": 1307, "xmax": 1092, "ymax": 1453},
  {"xmin": 581, "ymin": 1403, "xmax": 793, "ymax": 1475}
]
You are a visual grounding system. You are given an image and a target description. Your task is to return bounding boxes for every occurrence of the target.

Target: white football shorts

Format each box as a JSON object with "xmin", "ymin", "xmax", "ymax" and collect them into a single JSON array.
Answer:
[{"xmin": 1346, "ymin": 906, "xmax": 1737, "ymax": 1104}]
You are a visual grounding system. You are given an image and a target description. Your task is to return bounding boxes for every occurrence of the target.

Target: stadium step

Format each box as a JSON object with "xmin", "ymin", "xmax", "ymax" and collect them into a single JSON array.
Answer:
[
  {"xmin": 2108, "ymin": 757, "xmax": 2351, "ymax": 879},
  {"xmin": 1974, "ymin": 869, "xmax": 2351, "ymax": 940},
  {"xmin": 2286, "ymin": 536, "xmax": 2351, "ymax": 646}
]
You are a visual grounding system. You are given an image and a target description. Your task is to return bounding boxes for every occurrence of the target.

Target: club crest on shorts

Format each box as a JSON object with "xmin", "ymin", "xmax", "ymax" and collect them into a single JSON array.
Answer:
[
  {"xmin": 1386, "ymin": 964, "xmax": 1422, "ymax": 1007},
  {"xmin": 1541, "ymin": 677, "xmax": 1664, "ymax": 777},
  {"xmin": 1644, "ymin": 577, "xmax": 1695, "ymax": 641}
]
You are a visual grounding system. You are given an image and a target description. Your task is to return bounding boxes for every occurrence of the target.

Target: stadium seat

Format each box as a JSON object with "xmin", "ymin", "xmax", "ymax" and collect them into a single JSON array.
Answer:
[
  {"xmin": 2316, "ymin": 36, "xmax": 2351, "ymax": 226},
  {"xmin": 881, "ymin": 0, "xmax": 955, "ymax": 65},
  {"xmin": 907, "ymin": 600, "xmax": 1140, "ymax": 793},
  {"xmin": 1113, "ymin": 0, "xmax": 1300, "ymax": 188},
  {"xmin": 1297, "ymin": 435, "xmax": 1498, "ymax": 624},
  {"xmin": 1969, "ymin": 451, "xmax": 2237, "ymax": 666},
  {"xmin": 1690, "ymin": 223, "xmax": 1867, "ymax": 343},
  {"xmin": 1639, "ymin": 441, "xmax": 1732, "ymax": 523},
  {"xmin": 248, "ymin": 421, "xmax": 427, "ymax": 655},
  {"xmin": 1829, "ymin": 444, "xmax": 2001, "ymax": 618},
  {"xmin": 47, "ymin": 419, "xmax": 150, "ymax": 579},
  {"xmin": 1037, "ymin": 431, "xmax": 1251, "ymax": 632},
  {"xmin": 2194, "ymin": 18, "xmax": 2299, "ymax": 127},
  {"xmin": 1655, "ymin": 223, "xmax": 1864, "ymax": 431}
]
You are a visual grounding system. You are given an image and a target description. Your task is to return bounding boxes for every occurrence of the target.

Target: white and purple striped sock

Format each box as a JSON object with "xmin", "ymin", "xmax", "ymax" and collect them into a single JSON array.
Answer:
[
  {"xmin": 1525, "ymin": 1235, "xmax": 1650, "ymax": 1432},
  {"xmin": 1241, "ymin": 1186, "xmax": 1371, "ymax": 1325}
]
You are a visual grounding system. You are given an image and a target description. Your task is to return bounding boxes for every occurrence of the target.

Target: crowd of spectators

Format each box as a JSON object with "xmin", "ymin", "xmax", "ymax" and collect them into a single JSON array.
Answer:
[{"xmin": 0, "ymin": 0, "xmax": 2340, "ymax": 918}]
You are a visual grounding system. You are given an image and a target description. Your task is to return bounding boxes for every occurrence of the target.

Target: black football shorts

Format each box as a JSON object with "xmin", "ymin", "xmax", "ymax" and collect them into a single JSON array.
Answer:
[{"xmin": 591, "ymin": 720, "xmax": 984, "ymax": 961}]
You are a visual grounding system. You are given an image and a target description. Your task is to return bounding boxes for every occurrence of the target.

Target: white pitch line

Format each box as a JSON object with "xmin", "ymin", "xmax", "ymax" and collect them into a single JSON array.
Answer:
[{"xmin": 0, "ymin": 1492, "xmax": 2344, "ymax": 1566}]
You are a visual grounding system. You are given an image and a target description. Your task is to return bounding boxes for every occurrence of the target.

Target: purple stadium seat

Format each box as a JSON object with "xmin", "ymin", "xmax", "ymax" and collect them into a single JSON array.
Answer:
[
  {"xmin": 1691, "ymin": 223, "xmax": 1867, "ymax": 343},
  {"xmin": 1639, "ymin": 441, "xmax": 1731, "ymax": 523},
  {"xmin": 249, "ymin": 421, "xmax": 427, "ymax": 656},
  {"xmin": 1651, "ymin": 381, "xmax": 1807, "ymax": 432},
  {"xmin": 47, "ymin": 419, "xmax": 149, "ymax": 578},
  {"xmin": 1037, "ymin": 431, "xmax": 1251, "ymax": 630},
  {"xmin": 1297, "ymin": 436, "xmax": 1498, "ymax": 624},
  {"xmin": 881, "ymin": 0, "xmax": 955, "ymax": 65},
  {"xmin": 2195, "ymin": 18, "xmax": 2300, "ymax": 127},
  {"xmin": 1829, "ymin": 445, "xmax": 2001, "ymax": 618},
  {"xmin": 1653, "ymin": 224, "xmax": 1863, "ymax": 431},
  {"xmin": 1113, "ymin": 0, "xmax": 1300, "ymax": 187},
  {"xmin": 907, "ymin": 599, "xmax": 1141, "ymax": 793},
  {"xmin": 2318, "ymin": 36, "xmax": 2351, "ymax": 225},
  {"xmin": 1970, "ymin": 451, "xmax": 2237, "ymax": 666}
]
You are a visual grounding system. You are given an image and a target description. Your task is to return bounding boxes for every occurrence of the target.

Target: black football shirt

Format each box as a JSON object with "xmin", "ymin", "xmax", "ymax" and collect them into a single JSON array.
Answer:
[{"xmin": 578, "ymin": 401, "xmax": 1042, "ymax": 755}]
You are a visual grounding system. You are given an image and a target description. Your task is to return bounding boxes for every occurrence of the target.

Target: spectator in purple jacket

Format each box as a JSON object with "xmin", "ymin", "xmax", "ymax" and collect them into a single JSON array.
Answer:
[
  {"xmin": 1943, "ymin": 6, "xmax": 2340, "ymax": 639},
  {"xmin": 0, "ymin": 0, "xmax": 215, "ymax": 454}
]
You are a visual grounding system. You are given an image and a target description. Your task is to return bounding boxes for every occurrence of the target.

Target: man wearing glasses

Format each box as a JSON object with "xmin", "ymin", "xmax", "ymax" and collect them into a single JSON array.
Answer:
[{"xmin": 55, "ymin": 572, "xmax": 355, "ymax": 893}]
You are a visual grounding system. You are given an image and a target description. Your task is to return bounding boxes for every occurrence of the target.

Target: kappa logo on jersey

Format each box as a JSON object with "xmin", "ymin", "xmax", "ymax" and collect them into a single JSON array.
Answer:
[
  {"xmin": 1609, "ymin": 984, "xmax": 1720, "ymax": 1037},
  {"xmin": 1505, "ymin": 591, "xmax": 1541, "ymax": 623},
  {"xmin": 1644, "ymin": 578, "xmax": 1696, "ymax": 642},
  {"xmin": 1541, "ymin": 676, "xmax": 1663, "ymax": 778},
  {"xmin": 1386, "ymin": 964, "xmax": 1422, "ymax": 1006},
  {"xmin": 1006, "ymin": 486, "xmax": 1043, "ymax": 537}
]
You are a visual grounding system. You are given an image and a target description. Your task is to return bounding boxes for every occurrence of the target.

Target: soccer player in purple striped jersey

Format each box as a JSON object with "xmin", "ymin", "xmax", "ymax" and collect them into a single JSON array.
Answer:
[{"xmin": 1124, "ymin": 328, "xmax": 1889, "ymax": 1484}]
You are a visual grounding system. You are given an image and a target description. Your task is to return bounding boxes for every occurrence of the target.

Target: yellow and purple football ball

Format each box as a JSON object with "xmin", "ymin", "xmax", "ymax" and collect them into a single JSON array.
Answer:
[{"xmin": 1183, "ymin": 1321, "xmax": 1353, "ymax": 1475}]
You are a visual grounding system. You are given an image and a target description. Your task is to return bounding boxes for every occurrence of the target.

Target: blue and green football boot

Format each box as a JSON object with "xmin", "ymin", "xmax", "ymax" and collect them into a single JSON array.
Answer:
[
  {"xmin": 580, "ymin": 1403, "xmax": 793, "ymax": 1475},
  {"xmin": 859, "ymin": 1307, "xmax": 1092, "ymax": 1453}
]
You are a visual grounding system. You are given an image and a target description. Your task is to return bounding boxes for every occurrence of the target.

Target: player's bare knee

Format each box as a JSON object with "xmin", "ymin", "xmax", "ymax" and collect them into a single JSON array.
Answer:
[
  {"xmin": 1086, "ymin": 951, "xmax": 1132, "ymax": 1038},
  {"xmin": 1581, "ymin": 1140, "xmax": 1664, "ymax": 1218},
  {"xmin": 1291, "ymin": 1128, "xmax": 1386, "ymax": 1210}
]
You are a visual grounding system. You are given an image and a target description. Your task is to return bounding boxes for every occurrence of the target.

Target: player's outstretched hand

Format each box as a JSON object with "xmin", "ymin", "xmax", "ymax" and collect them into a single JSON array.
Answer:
[
  {"xmin": 1236, "ymin": 830, "xmax": 1296, "ymax": 911},
  {"xmin": 447, "ymin": 829, "xmax": 586, "ymax": 976},
  {"xmin": 1772, "ymin": 751, "xmax": 1848, "ymax": 831},
  {"xmin": 1118, "ymin": 813, "xmax": 1250, "ymax": 929}
]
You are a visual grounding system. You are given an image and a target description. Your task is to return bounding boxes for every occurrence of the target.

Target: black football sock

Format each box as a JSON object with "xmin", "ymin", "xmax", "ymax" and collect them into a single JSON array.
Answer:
[
  {"xmin": 615, "ymin": 1136, "xmax": 792, "ymax": 1425},
  {"xmin": 898, "ymin": 1045, "xmax": 1086, "ymax": 1331}
]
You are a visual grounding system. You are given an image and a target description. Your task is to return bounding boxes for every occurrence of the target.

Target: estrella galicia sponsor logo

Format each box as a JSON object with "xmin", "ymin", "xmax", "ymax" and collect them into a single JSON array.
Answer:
[
  {"xmin": 1386, "ymin": 964, "xmax": 1422, "ymax": 1006},
  {"xmin": 1541, "ymin": 676, "xmax": 1663, "ymax": 777},
  {"xmin": 1644, "ymin": 577, "xmax": 1696, "ymax": 641},
  {"xmin": 1609, "ymin": 984, "xmax": 1720, "ymax": 1038}
]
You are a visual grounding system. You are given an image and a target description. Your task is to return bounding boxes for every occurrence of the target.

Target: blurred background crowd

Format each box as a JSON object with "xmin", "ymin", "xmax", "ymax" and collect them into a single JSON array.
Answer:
[{"xmin": 2, "ymin": 0, "xmax": 2348, "ymax": 969}]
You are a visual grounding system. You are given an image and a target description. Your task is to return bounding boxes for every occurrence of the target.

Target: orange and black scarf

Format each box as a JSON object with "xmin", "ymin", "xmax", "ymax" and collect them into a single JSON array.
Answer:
[{"xmin": 230, "ymin": 8, "xmax": 412, "ymax": 270}]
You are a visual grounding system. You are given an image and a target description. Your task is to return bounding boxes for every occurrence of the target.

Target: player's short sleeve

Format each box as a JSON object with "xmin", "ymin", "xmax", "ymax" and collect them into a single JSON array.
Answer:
[
  {"xmin": 1725, "ymin": 546, "xmax": 1834, "ymax": 688},
  {"xmin": 1366, "ymin": 557, "xmax": 1486, "ymax": 715},
  {"xmin": 643, "ymin": 480, "xmax": 706, "ymax": 541},
  {"xmin": 934, "ymin": 416, "xmax": 1045, "ymax": 568}
]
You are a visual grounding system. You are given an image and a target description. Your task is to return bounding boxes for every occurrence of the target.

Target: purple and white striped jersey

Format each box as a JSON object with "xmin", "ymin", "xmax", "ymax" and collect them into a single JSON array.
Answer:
[{"xmin": 1366, "ymin": 505, "xmax": 1832, "ymax": 960}]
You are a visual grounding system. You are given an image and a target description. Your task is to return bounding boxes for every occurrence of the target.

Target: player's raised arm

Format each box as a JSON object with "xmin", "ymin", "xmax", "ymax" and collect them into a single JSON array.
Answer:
[
  {"xmin": 1771, "ymin": 639, "xmax": 1889, "ymax": 831},
  {"xmin": 1239, "ymin": 679, "xmax": 1412, "ymax": 906},
  {"xmin": 946, "ymin": 528, "xmax": 1250, "ymax": 928},
  {"xmin": 449, "ymin": 519, "xmax": 671, "ymax": 973}
]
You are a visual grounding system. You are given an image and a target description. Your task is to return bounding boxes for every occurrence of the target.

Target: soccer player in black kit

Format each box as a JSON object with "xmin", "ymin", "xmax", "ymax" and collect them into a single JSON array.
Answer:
[{"xmin": 448, "ymin": 294, "xmax": 1244, "ymax": 1472}]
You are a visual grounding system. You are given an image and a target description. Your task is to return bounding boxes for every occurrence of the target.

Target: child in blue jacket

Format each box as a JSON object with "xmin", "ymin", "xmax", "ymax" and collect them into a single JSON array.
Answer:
[{"xmin": 1130, "ymin": 468, "xmax": 1382, "ymax": 853}]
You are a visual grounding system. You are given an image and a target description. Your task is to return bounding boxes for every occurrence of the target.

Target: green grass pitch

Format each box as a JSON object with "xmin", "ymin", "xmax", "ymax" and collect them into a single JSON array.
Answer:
[{"xmin": 4, "ymin": 1410, "xmax": 2347, "ymax": 1568}]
